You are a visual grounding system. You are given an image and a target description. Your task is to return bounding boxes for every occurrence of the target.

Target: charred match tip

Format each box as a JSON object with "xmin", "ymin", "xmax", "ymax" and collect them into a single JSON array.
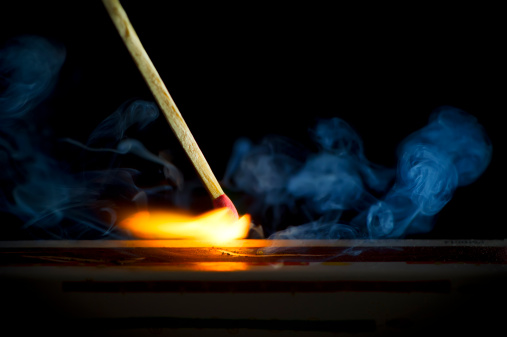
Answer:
[{"xmin": 213, "ymin": 194, "xmax": 239, "ymax": 220}]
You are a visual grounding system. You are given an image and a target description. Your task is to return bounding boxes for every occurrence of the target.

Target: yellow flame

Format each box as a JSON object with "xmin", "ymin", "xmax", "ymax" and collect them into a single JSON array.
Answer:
[{"xmin": 120, "ymin": 208, "xmax": 251, "ymax": 243}]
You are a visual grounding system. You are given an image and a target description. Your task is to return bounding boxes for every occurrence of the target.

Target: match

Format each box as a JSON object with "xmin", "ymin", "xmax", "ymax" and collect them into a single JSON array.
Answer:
[{"xmin": 101, "ymin": 0, "xmax": 238, "ymax": 219}]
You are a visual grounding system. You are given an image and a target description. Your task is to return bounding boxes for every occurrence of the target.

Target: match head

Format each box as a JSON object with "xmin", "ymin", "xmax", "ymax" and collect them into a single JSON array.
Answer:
[{"xmin": 212, "ymin": 194, "xmax": 239, "ymax": 221}]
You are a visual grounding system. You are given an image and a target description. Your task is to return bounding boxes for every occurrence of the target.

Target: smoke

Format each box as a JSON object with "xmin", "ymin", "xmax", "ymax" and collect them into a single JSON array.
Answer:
[
  {"xmin": 0, "ymin": 35, "xmax": 65, "ymax": 119},
  {"xmin": 62, "ymin": 99, "xmax": 183, "ymax": 189},
  {"xmin": 0, "ymin": 35, "xmax": 184, "ymax": 239},
  {"xmin": 224, "ymin": 107, "xmax": 492, "ymax": 239},
  {"xmin": 0, "ymin": 35, "xmax": 493, "ymax": 240},
  {"xmin": 366, "ymin": 107, "xmax": 492, "ymax": 238}
]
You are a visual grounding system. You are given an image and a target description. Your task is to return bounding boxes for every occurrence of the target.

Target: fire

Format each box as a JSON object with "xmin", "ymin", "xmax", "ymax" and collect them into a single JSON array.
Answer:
[{"xmin": 120, "ymin": 208, "xmax": 251, "ymax": 243}]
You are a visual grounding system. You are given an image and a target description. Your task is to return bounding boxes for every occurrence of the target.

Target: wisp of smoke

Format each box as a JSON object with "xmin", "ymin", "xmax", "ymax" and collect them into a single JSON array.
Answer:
[
  {"xmin": 0, "ymin": 35, "xmax": 184, "ymax": 239},
  {"xmin": 224, "ymin": 108, "xmax": 492, "ymax": 239},
  {"xmin": 0, "ymin": 35, "xmax": 65, "ymax": 119},
  {"xmin": 366, "ymin": 106, "xmax": 492, "ymax": 238}
]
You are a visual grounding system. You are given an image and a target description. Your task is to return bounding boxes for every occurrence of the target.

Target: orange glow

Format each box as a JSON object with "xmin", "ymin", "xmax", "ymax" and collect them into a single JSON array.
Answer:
[
  {"xmin": 120, "ymin": 208, "xmax": 251, "ymax": 243},
  {"xmin": 188, "ymin": 262, "xmax": 251, "ymax": 272}
]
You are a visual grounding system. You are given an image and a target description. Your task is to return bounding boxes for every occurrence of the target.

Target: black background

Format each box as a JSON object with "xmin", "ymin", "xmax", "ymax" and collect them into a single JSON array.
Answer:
[{"xmin": 0, "ymin": 1, "xmax": 504, "ymax": 239}]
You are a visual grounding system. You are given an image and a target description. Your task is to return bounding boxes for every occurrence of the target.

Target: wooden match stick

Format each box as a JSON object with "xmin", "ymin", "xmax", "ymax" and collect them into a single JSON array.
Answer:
[{"xmin": 101, "ymin": 0, "xmax": 238, "ymax": 219}]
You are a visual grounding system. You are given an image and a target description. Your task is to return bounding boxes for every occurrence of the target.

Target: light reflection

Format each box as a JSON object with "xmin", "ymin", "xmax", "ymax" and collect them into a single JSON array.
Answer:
[{"xmin": 189, "ymin": 262, "xmax": 251, "ymax": 271}]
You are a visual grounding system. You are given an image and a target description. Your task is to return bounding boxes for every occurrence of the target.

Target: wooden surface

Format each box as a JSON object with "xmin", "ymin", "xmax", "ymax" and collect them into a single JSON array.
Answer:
[
  {"xmin": 2, "ymin": 240, "xmax": 506, "ymax": 336},
  {"xmin": 1, "ymin": 240, "xmax": 505, "ymax": 266}
]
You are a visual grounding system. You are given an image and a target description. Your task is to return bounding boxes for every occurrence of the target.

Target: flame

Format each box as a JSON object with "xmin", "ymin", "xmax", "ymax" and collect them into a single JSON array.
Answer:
[{"xmin": 120, "ymin": 208, "xmax": 251, "ymax": 243}]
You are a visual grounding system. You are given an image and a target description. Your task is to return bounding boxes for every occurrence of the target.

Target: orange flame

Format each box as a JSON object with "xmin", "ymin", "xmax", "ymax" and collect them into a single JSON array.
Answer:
[{"xmin": 120, "ymin": 208, "xmax": 251, "ymax": 243}]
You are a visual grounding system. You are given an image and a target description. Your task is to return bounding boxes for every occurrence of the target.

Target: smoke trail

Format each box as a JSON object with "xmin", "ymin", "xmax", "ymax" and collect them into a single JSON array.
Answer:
[
  {"xmin": 223, "ymin": 118, "xmax": 393, "ymax": 238},
  {"xmin": 0, "ymin": 35, "xmax": 183, "ymax": 239},
  {"xmin": 0, "ymin": 35, "xmax": 65, "ymax": 119},
  {"xmin": 222, "ymin": 135, "xmax": 309, "ymax": 235},
  {"xmin": 224, "ymin": 107, "xmax": 492, "ymax": 239},
  {"xmin": 288, "ymin": 118, "xmax": 394, "ymax": 214},
  {"xmin": 86, "ymin": 99, "xmax": 160, "ymax": 146},
  {"xmin": 366, "ymin": 106, "xmax": 492, "ymax": 238}
]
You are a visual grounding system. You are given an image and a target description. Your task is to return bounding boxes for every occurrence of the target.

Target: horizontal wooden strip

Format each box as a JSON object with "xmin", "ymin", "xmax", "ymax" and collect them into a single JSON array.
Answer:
[
  {"xmin": 1, "ymin": 245, "xmax": 505, "ymax": 265},
  {"xmin": 1, "ymin": 239, "xmax": 505, "ymax": 248}
]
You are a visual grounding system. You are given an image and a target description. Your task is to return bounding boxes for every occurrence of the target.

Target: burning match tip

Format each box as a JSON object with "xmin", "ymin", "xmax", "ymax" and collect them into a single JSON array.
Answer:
[{"xmin": 212, "ymin": 194, "xmax": 239, "ymax": 220}]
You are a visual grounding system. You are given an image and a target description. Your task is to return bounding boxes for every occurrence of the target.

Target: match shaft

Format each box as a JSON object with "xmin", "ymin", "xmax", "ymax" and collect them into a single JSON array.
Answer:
[{"xmin": 102, "ymin": 0, "xmax": 224, "ymax": 200}]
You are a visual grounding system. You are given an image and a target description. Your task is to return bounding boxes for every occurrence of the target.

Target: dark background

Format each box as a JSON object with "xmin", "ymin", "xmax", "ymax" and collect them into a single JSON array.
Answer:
[{"xmin": 0, "ymin": 1, "xmax": 504, "ymax": 239}]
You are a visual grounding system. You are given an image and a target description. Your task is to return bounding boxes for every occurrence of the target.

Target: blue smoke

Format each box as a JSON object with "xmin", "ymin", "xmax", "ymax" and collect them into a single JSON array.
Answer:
[
  {"xmin": 224, "ymin": 107, "xmax": 492, "ymax": 239},
  {"xmin": 0, "ymin": 35, "xmax": 65, "ymax": 119},
  {"xmin": 0, "ymin": 35, "xmax": 183, "ymax": 239},
  {"xmin": 366, "ymin": 106, "xmax": 492, "ymax": 238},
  {"xmin": 288, "ymin": 118, "xmax": 394, "ymax": 214}
]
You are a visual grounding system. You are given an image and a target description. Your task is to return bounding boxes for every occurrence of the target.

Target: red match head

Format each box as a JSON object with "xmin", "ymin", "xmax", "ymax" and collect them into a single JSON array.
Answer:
[{"xmin": 212, "ymin": 194, "xmax": 239, "ymax": 221}]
